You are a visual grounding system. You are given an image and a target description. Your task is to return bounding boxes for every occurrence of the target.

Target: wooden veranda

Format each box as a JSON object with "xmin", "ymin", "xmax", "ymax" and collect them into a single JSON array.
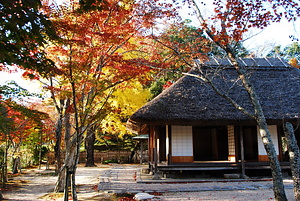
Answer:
[{"xmin": 155, "ymin": 161, "xmax": 291, "ymax": 171}]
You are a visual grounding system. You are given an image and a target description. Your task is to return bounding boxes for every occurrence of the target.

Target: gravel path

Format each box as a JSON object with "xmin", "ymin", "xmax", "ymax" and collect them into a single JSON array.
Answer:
[
  {"xmin": 99, "ymin": 164, "xmax": 296, "ymax": 200},
  {"xmin": 1, "ymin": 164, "xmax": 296, "ymax": 201},
  {"xmin": 1, "ymin": 168, "xmax": 57, "ymax": 201}
]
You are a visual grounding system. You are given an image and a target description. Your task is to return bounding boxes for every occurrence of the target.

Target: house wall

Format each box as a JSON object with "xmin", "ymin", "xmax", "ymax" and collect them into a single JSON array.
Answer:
[
  {"xmin": 165, "ymin": 125, "xmax": 280, "ymax": 163},
  {"xmin": 257, "ymin": 125, "xmax": 279, "ymax": 161},
  {"xmin": 171, "ymin": 125, "xmax": 193, "ymax": 163}
]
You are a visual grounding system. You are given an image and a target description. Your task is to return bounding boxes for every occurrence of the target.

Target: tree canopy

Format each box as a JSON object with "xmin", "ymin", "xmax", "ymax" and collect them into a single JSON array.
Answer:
[{"xmin": 0, "ymin": 0, "xmax": 57, "ymax": 74}]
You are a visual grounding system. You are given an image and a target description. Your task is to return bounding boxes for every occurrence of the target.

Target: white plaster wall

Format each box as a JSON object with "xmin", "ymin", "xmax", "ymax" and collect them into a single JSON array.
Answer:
[
  {"xmin": 166, "ymin": 125, "xmax": 169, "ymax": 155},
  {"xmin": 257, "ymin": 125, "xmax": 279, "ymax": 155},
  {"xmin": 171, "ymin": 126, "xmax": 193, "ymax": 156}
]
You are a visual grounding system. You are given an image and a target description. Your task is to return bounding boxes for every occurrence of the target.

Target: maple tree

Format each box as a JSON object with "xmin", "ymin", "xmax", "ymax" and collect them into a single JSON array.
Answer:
[
  {"xmin": 6, "ymin": 107, "xmax": 41, "ymax": 173},
  {"xmin": 96, "ymin": 80, "xmax": 151, "ymax": 161},
  {"xmin": 40, "ymin": 0, "xmax": 175, "ymax": 198},
  {"xmin": 0, "ymin": 99, "xmax": 51, "ymax": 175},
  {"xmin": 84, "ymin": 80, "xmax": 150, "ymax": 166},
  {"xmin": 151, "ymin": 0, "xmax": 300, "ymax": 200},
  {"xmin": 0, "ymin": 81, "xmax": 53, "ymax": 192},
  {"xmin": 102, "ymin": 80, "xmax": 151, "ymax": 137}
]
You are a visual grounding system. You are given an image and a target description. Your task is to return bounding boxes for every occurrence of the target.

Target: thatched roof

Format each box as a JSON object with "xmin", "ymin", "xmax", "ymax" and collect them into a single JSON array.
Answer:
[{"xmin": 127, "ymin": 58, "xmax": 300, "ymax": 132}]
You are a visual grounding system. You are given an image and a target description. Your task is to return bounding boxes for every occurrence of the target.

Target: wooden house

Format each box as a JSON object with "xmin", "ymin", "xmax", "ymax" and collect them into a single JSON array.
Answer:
[{"xmin": 127, "ymin": 58, "xmax": 300, "ymax": 175}]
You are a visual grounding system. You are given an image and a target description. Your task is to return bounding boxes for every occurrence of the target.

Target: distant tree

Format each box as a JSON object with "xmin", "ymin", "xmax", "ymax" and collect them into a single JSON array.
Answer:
[
  {"xmin": 284, "ymin": 42, "xmax": 300, "ymax": 61},
  {"xmin": 0, "ymin": 81, "xmax": 50, "ymax": 184},
  {"xmin": 267, "ymin": 42, "xmax": 300, "ymax": 61},
  {"xmin": 149, "ymin": 19, "xmax": 250, "ymax": 99},
  {"xmin": 267, "ymin": 45, "xmax": 285, "ymax": 58}
]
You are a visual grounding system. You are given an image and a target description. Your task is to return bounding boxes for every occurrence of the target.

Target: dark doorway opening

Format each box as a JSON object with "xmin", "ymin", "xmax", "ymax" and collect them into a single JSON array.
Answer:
[
  {"xmin": 158, "ymin": 126, "xmax": 166, "ymax": 162},
  {"xmin": 193, "ymin": 126, "xmax": 228, "ymax": 161},
  {"xmin": 242, "ymin": 126, "xmax": 258, "ymax": 161}
]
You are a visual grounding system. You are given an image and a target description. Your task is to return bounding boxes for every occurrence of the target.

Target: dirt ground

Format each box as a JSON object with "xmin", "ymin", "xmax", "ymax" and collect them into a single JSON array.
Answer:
[{"xmin": 0, "ymin": 163, "xmax": 296, "ymax": 201}]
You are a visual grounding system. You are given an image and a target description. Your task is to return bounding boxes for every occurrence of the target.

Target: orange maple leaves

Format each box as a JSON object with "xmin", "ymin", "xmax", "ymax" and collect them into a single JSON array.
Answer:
[
  {"xmin": 45, "ymin": 0, "xmax": 177, "ymax": 89},
  {"xmin": 206, "ymin": 0, "xmax": 300, "ymax": 45}
]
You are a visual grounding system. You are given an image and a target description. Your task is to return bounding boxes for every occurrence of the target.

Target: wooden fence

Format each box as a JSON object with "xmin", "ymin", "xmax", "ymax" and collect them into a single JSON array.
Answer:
[
  {"xmin": 79, "ymin": 150, "xmax": 148, "ymax": 164},
  {"xmin": 46, "ymin": 150, "xmax": 148, "ymax": 165}
]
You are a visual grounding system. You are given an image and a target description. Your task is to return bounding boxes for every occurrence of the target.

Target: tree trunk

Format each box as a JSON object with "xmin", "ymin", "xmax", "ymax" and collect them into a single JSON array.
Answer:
[
  {"xmin": 63, "ymin": 166, "xmax": 70, "ymax": 201},
  {"xmin": 258, "ymin": 121, "xmax": 287, "ymax": 200},
  {"xmin": 54, "ymin": 141, "xmax": 78, "ymax": 192},
  {"xmin": 71, "ymin": 170, "xmax": 77, "ymax": 201},
  {"xmin": 85, "ymin": 127, "xmax": 96, "ymax": 167},
  {"xmin": 12, "ymin": 157, "xmax": 20, "ymax": 174},
  {"xmin": 232, "ymin": 56, "xmax": 287, "ymax": 201},
  {"xmin": 55, "ymin": 99, "xmax": 72, "ymax": 192},
  {"xmin": 54, "ymin": 115, "xmax": 63, "ymax": 174},
  {"xmin": 184, "ymin": 1, "xmax": 289, "ymax": 200},
  {"xmin": 64, "ymin": 98, "xmax": 71, "ymax": 151},
  {"xmin": 3, "ymin": 138, "xmax": 8, "ymax": 183},
  {"xmin": 284, "ymin": 122, "xmax": 300, "ymax": 201},
  {"xmin": 130, "ymin": 141, "xmax": 139, "ymax": 163}
]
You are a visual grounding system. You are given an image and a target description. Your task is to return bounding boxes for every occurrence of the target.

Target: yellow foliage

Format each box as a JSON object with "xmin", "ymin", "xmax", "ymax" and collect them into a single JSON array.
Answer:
[{"xmin": 101, "ymin": 80, "xmax": 150, "ymax": 137}]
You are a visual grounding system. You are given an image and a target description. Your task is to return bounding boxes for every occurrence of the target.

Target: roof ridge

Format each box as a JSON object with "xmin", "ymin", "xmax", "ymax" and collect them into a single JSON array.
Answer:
[{"xmin": 202, "ymin": 57, "xmax": 290, "ymax": 69}]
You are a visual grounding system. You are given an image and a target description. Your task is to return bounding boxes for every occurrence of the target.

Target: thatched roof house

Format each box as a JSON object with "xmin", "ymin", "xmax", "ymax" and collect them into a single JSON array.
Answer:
[
  {"xmin": 128, "ymin": 58, "xmax": 300, "ymax": 128},
  {"xmin": 127, "ymin": 58, "xmax": 300, "ymax": 173}
]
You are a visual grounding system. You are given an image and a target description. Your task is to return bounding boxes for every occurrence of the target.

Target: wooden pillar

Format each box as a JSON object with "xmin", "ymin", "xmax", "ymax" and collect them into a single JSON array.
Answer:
[
  {"xmin": 149, "ymin": 126, "xmax": 154, "ymax": 163},
  {"xmin": 152, "ymin": 126, "xmax": 160, "ymax": 180},
  {"xmin": 166, "ymin": 125, "xmax": 170, "ymax": 165},
  {"xmin": 148, "ymin": 126, "xmax": 154, "ymax": 173},
  {"xmin": 239, "ymin": 126, "xmax": 246, "ymax": 178},
  {"xmin": 140, "ymin": 141, "xmax": 143, "ymax": 165}
]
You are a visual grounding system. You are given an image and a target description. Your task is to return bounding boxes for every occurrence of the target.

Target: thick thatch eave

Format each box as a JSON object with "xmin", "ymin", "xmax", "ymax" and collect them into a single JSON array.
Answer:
[{"xmin": 127, "ymin": 58, "xmax": 300, "ymax": 133}]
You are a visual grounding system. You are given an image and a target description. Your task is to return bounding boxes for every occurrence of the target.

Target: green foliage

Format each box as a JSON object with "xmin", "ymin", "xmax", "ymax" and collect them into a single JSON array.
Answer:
[
  {"xmin": 96, "ymin": 132, "xmax": 135, "ymax": 151},
  {"xmin": 149, "ymin": 76, "xmax": 177, "ymax": 100},
  {"xmin": 208, "ymin": 41, "xmax": 249, "ymax": 58},
  {"xmin": 0, "ymin": 0, "xmax": 57, "ymax": 74},
  {"xmin": 150, "ymin": 20, "xmax": 250, "ymax": 99},
  {"xmin": 5, "ymin": 101, "xmax": 48, "ymax": 125},
  {"xmin": 0, "ymin": 81, "xmax": 42, "ymax": 100},
  {"xmin": 161, "ymin": 19, "xmax": 249, "ymax": 60},
  {"xmin": 0, "ymin": 147, "xmax": 5, "ymax": 164},
  {"xmin": 168, "ymin": 19, "xmax": 204, "ymax": 49},
  {"xmin": 102, "ymin": 159, "xmax": 118, "ymax": 164},
  {"xmin": 0, "ymin": 81, "xmax": 44, "ymax": 134},
  {"xmin": 267, "ymin": 42, "xmax": 300, "ymax": 61},
  {"xmin": 283, "ymin": 42, "xmax": 300, "ymax": 61},
  {"xmin": 149, "ymin": 80, "xmax": 164, "ymax": 99},
  {"xmin": 32, "ymin": 145, "xmax": 48, "ymax": 165},
  {"xmin": 78, "ymin": 0, "xmax": 107, "ymax": 12},
  {"xmin": 0, "ymin": 104, "xmax": 13, "ymax": 134}
]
